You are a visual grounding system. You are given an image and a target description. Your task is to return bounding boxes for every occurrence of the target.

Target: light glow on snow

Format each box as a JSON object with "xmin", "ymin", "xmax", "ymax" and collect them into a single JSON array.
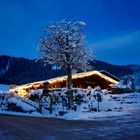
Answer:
[{"xmin": 9, "ymin": 71, "xmax": 118, "ymax": 97}]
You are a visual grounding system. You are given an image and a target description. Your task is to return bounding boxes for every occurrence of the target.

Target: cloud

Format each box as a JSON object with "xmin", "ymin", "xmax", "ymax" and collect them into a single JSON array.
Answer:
[
  {"xmin": 91, "ymin": 30, "xmax": 140, "ymax": 64},
  {"xmin": 94, "ymin": 30, "xmax": 140, "ymax": 48}
]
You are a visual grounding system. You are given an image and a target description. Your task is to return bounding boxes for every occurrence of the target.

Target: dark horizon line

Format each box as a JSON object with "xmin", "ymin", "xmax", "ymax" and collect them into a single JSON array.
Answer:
[{"xmin": 0, "ymin": 54, "xmax": 139, "ymax": 66}]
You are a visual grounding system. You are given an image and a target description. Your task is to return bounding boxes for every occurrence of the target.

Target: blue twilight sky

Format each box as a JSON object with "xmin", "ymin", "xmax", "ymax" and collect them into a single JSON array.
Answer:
[{"xmin": 0, "ymin": 0, "xmax": 140, "ymax": 65}]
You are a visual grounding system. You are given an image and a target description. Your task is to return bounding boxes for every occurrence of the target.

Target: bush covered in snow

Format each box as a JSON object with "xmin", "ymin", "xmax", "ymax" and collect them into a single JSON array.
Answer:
[
  {"xmin": 112, "ymin": 75, "xmax": 136, "ymax": 94},
  {"xmin": 116, "ymin": 71, "xmax": 140, "ymax": 92},
  {"xmin": 1, "ymin": 87, "xmax": 139, "ymax": 119},
  {"xmin": 0, "ymin": 92, "xmax": 38, "ymax": 113},
  {"xmin": 28, "ymin": 87, "xmax": 121, "ymax": 114}
]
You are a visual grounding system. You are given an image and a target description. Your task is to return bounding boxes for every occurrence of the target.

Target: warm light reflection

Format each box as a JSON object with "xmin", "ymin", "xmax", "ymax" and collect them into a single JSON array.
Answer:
[
  {"xmin": 48, "ymin": 71, "xmax": 118, "ymax": 85},
  {"xmin": 9, "ymin": 70, "xmax": 119, "ymax": 97}
]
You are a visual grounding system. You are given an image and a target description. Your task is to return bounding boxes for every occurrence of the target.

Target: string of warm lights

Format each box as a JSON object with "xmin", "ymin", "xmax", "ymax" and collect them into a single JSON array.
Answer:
[{"xmin": 9, "ymin": 71, "xmax": 118, "ymax": 98}]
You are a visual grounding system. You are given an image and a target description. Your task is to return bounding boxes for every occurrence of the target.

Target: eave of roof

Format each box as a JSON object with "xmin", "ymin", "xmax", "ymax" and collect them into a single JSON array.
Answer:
[
  {"xmin": 46, "ymin": 70, "xmax": 118, "ymax": 85},
  {"xmin": 9, "ymin": 70, "xmax": 119, "ymax": 92}
]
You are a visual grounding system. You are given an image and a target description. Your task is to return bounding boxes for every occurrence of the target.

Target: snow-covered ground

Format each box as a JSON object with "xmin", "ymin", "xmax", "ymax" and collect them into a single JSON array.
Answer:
[
  {"xmin": 0, "ymin": 84, "xmax": 10, "ymax": 91},
  {"xmin": 0, "ymin": 88, "xmax": 140, "ymax": 120},
  {"xmin": 112, "ymin": 93, "xmax": 140, "ymax": 110},
  {"xmin": 48, "ymin": 92, "xmax": 140, "ymax": 120}
]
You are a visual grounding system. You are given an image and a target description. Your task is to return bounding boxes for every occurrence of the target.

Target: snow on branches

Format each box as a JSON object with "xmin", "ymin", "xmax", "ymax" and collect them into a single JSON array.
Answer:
[{"xmin": 39, "ymin": 19, "xmax": 93, "ymax": 71}]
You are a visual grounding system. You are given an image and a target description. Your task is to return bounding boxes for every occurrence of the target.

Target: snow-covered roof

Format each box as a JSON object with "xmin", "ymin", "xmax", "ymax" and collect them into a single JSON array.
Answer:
[
  {"xmin": 9, "ymin": 70, "xmax": 119, "ymax": 95},
  {"xmin": 99, "ymin": 70, "xmax": 120, "ymax": 81},
  {"xmin": 44, "ymin": 70, "xmax": 118, "ymax": 84}
]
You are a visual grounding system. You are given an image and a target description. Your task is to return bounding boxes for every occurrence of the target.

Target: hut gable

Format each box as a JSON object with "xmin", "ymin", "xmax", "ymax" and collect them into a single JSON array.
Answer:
[
  {"xmin": 10, "ymin": 70, "xmax": 119, "ymax": 97},
  {"xmin": 99, "ymin": 70, "xmax": 120, "ymax": 82},
  {"xmin": 46, "ymin": 71, "xmax": 119, "ymax": 89}
]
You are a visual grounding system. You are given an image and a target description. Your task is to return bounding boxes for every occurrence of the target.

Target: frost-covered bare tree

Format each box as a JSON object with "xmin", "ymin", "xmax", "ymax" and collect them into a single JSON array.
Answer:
[{"xmin": 39, "ymin": 19, "xmax": 93, "ymax": 91}]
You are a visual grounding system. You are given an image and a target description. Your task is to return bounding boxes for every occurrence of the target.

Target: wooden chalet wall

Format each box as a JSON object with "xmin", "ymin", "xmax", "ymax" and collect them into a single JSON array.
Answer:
[
  {"xmin": 10, "ymin": 71, "xmax": 118, "ymax": 98},
  {"xmin": 45, "ymin": 74, "xmax": 113, "ymax": 90}
]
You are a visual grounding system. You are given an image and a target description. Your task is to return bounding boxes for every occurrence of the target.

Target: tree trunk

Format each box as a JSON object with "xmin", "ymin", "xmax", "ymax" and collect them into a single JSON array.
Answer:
[
  {"xmin": 67, "ymin": 66, "xmax": 72, "ymax": 90},
  {"xmin": 38, "ymin": 98, "xmax": 42, "ymax": 113},
  {"xmin": 67, "ymin": 66, "xmax": 73, "ymax": 109}
]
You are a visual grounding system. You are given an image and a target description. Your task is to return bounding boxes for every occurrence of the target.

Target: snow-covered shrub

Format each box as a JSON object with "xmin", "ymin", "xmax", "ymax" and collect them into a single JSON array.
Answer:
[
  {"xmin": 74, "ymin": 91, "xmax": 85, "ymax": 105},
  {"xmin": 26, "ymin": 87, "xmax": 122, "ymax": 113},
  {"xmin": 122, "ymin": 75, "xmax": 135, "ymax": 90},
  {"xmin": 52, "ymin": 90, "xmax": 64, "ymax": 105},
  {"xmin": 0, "ymin": 92, "xmax": 37, "ymax": 113},
  {"xmin": 112, "ymin": 76, "xmax": 135, "ymax": 94},
  {"xmin": 5, "ymin": 97, "xmax": 36, "ymax": 113},
  {"xmin": 74, "ymin": 87, "xmax": 120, "ymax": 112},
  {"xmin": 29, "ymin": 90, "xmax": 43, "ymax": 102},
  {"xmin": 116, "ymin": 72, "xmax": 140, "ymax": 92},
  {"xmin": 0, "ymin": 92, "xmax": 15, "ymax": 107}
]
